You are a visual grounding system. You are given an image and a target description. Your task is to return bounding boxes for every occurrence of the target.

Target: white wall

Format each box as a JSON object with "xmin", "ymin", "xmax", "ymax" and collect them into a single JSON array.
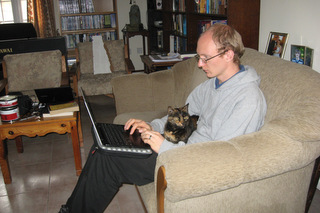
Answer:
[
  {"xmin": 260, "ymin": 0, "xmax": 320, "ymax": 189},
  {"xmin": 259, "ymin": 0, "xmax": 320, "ymax": 72}
]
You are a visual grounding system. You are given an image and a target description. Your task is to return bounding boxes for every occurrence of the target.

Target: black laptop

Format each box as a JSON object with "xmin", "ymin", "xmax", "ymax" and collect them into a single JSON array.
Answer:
[{"xmin": 80, "ymin": 88, "xmax": 152, "ymax": 157}]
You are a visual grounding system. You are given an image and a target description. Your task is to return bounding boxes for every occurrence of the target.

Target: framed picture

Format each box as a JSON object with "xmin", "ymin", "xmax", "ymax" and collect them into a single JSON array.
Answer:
[
  {"xmin": 290, "ymin": 45, "xmax": 314, "ymax": 67},
  {"xmin": 265, "ymin": 32, "xmax": 289, "ymax": 58}
]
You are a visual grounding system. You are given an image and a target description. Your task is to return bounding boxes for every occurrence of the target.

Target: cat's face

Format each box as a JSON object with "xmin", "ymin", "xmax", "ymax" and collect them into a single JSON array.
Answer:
[{"xmin": 167, "ymin": 104, "xmax": 190, "ymax": 127}]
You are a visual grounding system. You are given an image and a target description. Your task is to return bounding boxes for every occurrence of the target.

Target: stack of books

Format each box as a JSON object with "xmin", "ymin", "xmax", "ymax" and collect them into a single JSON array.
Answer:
[{"xmin": 42, "ymin": 101, "xmax": 79, "ymax": 118}]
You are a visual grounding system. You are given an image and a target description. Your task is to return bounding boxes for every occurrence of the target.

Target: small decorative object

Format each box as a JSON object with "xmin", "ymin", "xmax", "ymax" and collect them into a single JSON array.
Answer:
[
  {"xmin": 290, "ymin": 45, "xmax": 314, "ymax": 67},
  {"xmin": 265, "ymin": 32, "xmax": 289, "ymax": 58}
]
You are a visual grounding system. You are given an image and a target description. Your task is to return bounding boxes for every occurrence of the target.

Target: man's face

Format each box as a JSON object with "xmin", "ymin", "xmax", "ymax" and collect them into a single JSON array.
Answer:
[{"xmin": 196, "ymin": 32, "xmax": 227, "ymax": 80}]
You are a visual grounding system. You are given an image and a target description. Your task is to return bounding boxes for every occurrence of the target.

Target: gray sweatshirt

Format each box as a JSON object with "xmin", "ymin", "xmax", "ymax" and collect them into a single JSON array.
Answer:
[{"xmin": 151, "ymin": 65, "xmax": 267, "ymax": 154}]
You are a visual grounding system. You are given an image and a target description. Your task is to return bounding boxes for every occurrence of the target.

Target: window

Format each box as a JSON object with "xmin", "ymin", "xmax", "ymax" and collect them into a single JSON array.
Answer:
[{"xmin": 0, "ymin": 0, "xmax": 27, "ymax": 24}]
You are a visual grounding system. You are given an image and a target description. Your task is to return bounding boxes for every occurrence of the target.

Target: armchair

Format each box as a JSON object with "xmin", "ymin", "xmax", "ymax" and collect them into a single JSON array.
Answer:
[
  {"xmin": 72, "ymin": 39, "xmax": 133, "ymax": 97},
  {"xmin": 111, "ymin": 48, "xmax": 320, "ymax": 212}
]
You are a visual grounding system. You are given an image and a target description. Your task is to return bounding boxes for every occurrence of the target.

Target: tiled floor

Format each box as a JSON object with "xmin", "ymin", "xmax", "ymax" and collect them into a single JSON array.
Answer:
[{"xmin": 0, "ymin": 95, "xmax": 319, "ymax": 213}]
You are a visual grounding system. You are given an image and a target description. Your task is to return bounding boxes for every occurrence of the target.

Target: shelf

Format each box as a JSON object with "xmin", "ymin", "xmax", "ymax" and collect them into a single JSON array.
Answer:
[
  {"xmin": 58, "ymin": 0, "xmax": 119, "ymax": 51},
  {"xmin": 60, "ymin": 11, "xmax": 116, "ymax": 17},
  {"xmin": 147, "ymin": 0, "xmax": 260, "ymax": 53},
  {"xmin": 61, "ymin": 28, "xmax": 117, "ymax": 35}
]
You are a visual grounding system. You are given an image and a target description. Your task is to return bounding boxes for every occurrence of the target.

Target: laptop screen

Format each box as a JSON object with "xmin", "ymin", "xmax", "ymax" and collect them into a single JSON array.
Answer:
[{"xmin": 35, "ymin": 87, "xmax": 74, "ymax": 105}]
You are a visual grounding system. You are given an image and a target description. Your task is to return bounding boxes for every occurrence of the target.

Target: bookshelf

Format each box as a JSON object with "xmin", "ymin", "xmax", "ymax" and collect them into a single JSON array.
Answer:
[
  {"xmin": 147, "ymin": 0, "xmax": 260, "ymax": 53},
  {"xmin": 58, "ymin": 0, "xmax": 119, "ymax": 56}
]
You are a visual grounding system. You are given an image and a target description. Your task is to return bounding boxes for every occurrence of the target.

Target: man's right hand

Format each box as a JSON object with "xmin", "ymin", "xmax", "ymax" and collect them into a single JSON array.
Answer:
[{"xmin": 124, "ymin": 119, "xmax": 153, "ymax": 135}]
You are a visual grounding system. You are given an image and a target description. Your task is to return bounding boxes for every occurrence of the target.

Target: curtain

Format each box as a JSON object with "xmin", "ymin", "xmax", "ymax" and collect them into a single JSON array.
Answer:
[{"xmin": 27, "ymin": 0, "xmax": 57, "ymax": 38}]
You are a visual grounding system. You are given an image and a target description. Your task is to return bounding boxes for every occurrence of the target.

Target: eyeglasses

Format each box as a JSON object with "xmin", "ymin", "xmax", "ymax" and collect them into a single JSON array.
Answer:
[{"xmin": 195, "ymin": 50, "xmax": 227, "ymax": 64}]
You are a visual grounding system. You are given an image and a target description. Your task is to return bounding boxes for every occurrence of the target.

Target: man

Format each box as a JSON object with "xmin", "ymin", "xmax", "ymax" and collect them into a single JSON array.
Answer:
[{"xmin": 59, "ymin": 24, "xmax": 267, "ymax": 213}]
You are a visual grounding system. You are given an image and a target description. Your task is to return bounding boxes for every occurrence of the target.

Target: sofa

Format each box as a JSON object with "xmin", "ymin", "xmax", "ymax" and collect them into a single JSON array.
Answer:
[
  {"xmin": 72, "ymin": 39, "xmax": 133, "ymax": 97},
  {"xmin": 111, "ymin": 48, "xmax": 320, "ymax": 213}
]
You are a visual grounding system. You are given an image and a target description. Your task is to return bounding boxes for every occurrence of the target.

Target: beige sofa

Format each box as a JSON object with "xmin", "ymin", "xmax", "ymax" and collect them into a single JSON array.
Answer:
[{"xmin": 111, "ymin": 48, "xmax": 320, "ymax": 213}]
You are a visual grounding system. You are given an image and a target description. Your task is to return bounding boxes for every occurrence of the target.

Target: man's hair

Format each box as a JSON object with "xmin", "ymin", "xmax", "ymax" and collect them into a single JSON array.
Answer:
[{"xmin": 205, "ymin": 24, "xmax": 245, "ymax": 65}]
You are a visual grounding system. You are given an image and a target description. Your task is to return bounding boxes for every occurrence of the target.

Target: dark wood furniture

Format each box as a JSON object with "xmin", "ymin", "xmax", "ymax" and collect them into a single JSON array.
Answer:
[
  {"xmin": 147, "ymin": 0, "xmax": 260, "ymax": 53},
  {"xmin": 140, "ymin": 55, "xmax": 181, "ymax": 73},
  {"xmin": 0, "ymin": 113, "xmax": 82, "ymax": 184},
  {"xmin": 123, "ymin": 30, "xmax": 150, "ymax": 59}
]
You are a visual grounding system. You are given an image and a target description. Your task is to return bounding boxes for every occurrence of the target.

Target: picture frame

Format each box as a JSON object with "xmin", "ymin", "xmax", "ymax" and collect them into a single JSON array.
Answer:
[
  {"xmin": 290, "ymin": 45, "xmax": 314, "ymax": 67},
  {"xmin": 265, "ymin": 32, "xmax": 289, "ymax": 59}
]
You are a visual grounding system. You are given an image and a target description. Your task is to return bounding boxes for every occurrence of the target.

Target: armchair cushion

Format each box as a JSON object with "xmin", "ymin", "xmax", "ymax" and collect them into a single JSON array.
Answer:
[
  {"xmin": 104, "ymin": 39, "xmax": 126, "ymax": 72},
  {"xmin": 77, "ymin": 72, "xmax": 126, "ymax": 96}
]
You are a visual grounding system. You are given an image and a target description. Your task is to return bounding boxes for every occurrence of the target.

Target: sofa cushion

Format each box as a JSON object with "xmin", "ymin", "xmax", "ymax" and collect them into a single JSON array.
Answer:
[{"xmin": 104, "ymin": 40, "xmax": 126, "ymax": 72}]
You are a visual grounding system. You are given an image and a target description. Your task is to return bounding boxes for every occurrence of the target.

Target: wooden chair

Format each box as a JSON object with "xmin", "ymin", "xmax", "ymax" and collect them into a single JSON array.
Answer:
[{"xmin": 1, "ymin": 50, "xmax": 83, "ymax": 149}]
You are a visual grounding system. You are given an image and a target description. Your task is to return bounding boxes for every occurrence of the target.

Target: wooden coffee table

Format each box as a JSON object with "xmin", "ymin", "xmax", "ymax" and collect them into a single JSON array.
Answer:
[{"xmin": 0, "ymin": 112, "xmax": 82, "ymax": 184}]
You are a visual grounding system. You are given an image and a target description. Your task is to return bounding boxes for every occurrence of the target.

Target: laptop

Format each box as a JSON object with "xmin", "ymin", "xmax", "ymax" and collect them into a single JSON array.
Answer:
[
  {"xmin": 80, "ymin": 88, "xmax": 152, "ymax": 157},
  {"xmin": 35, "ymin": 86, "xmax": 74, "ymax": 105}
]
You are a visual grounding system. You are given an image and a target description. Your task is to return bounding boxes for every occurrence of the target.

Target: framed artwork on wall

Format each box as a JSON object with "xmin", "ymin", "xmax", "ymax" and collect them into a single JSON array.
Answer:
[
  {"xmin": 291, "ymin": 45, "xmax": 314, "ymax": 67},
  {"xmin": 265, "ymin": 32, "xmax": 289, "ymax": 59}
]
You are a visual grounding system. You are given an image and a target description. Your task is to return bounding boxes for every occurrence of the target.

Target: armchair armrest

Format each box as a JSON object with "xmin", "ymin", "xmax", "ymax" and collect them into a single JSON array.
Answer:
[
  {"xmin": 68, "ymin": 61, "xmax": 80, "ymax": 97},
  {"xmin": 0, "ymin": 78, "xmax": 7, "ymax": 94},
  {"xmin": 125, "ymin": 58, "xmax": 135, "ymax": 74},
  {"xmin": 155, "ymin": 125, "xmax": 319, "ymax": 205},
  {"xmin": 111, "ymin": 70, "xmax": 175, "ymax": 115}
]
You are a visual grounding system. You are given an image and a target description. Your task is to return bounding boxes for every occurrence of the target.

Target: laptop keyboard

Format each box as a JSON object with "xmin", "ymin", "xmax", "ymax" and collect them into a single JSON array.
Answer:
[{"xmin": 99, "ymin": 123, "xmax": 128, "ymax": 146}]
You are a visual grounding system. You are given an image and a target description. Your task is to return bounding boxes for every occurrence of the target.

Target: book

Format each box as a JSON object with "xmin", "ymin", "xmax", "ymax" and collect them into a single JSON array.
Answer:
[
  {"xmin": 49, "ymin": 101, "xmax": 79, "ymax": 115},
  {"xmin": 42, "ymin": 111, "xmax": 74, "ymax": 118}
]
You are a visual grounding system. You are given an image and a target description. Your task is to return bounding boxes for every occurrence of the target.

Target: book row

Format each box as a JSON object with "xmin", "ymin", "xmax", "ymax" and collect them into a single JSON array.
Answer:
[
  {"xmin": 64, "ymin": 31, "xmax": 117, "ymax": 49},
  {"xmin": 164, "ymin": 19, "xmax": 226, "ymax": 53},
  {"xmin": 61, "ymin": 14, "xmax": 116, "ymax": 31},
  {"xmin": 198, "ymin": 19, "xmax": 227, "ymax": 34},
  {"xmin": 172, "ymin": 0, "xmax": 186, "ymax": 12},
  {"xmin": 59, "ymin": 0, "xmax": 95, "ymax": 14},
  {"xmin": 195, "ymin": 0, "xmax": 227, "ymax": 14},
  {"xmin": 172, "ymin": 14, "xmax": 187, "ymax": 36},
  {"xmin": 170, "ymin": 35, "xmax": 187, "ymax": 53}
]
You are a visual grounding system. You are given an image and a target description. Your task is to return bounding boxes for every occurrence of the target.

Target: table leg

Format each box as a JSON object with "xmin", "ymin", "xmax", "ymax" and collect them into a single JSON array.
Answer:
[
  {"xmin": 15, "ymin": 136, "xmax": 23, "ymax": 153},
  {"xmin": 0, "ymin": 139, "xmax": 11, "ymax": 184},
  {"xmin": 77, "ymin": 112, "xmax": 84, "ymax": 147},
  {"xmin": 70, "ymin": 120, "xmax": 82, "ymax": 176}
]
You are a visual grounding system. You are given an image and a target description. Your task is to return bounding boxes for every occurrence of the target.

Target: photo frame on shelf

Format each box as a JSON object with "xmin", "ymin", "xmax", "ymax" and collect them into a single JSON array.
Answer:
[
  {"xmin": 265, "ymin": 32, "xmax": 289, "ymax": 59},
  {"xmin": 290, "ymin": 45, "xmax": 314, "ymax": 67}
]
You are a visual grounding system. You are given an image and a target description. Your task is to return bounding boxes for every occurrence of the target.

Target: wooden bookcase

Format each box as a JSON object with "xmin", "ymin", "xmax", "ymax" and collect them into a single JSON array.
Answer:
[
  {"xmin": 147, "ymin": 0, "xmax": 260, "ymax": 53},
  {"xmin": 58, "ymin": 0, "xmax": 119, "ymax": 56}
]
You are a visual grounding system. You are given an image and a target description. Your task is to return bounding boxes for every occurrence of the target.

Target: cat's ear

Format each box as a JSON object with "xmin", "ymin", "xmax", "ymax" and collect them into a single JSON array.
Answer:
[
  {"xmin": 167, "ymin": 106, "xmax": 174, "ymax": 114},
  {"xmin": 182, "ymin": 103, "xmax": 189, "ymax": 112}
]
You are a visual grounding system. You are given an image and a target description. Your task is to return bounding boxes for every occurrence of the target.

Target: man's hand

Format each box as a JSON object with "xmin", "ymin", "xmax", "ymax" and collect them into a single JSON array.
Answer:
[
  {"xmin": 141, "ymin": 130, "xmax": 164, "ymax": 153},
  {"xmin": 124, "ymin": 119, "xmax": 153, "ymax": 135}
]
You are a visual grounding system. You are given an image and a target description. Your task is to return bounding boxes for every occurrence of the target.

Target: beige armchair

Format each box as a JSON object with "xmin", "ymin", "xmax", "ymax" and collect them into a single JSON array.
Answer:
[
  {"xmin": 72, "ymin": 39, "xmax": 133, "ymax": 97},
  {"xmin": 111, "ymin": 48, "xmax": 320, "ymax": 213}
]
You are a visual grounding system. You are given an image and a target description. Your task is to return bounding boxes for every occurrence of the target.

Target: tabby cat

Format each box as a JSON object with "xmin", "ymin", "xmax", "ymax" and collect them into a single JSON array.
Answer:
[{"xmin": 164, "ymin": 104, "xmax": 199, "ymax": 144}]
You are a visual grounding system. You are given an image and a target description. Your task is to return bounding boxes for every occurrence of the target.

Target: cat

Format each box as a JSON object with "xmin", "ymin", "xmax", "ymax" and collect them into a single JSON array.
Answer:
[{"xmin": 163, "ymin": 104, "xmax": 199, "ymax": 144}]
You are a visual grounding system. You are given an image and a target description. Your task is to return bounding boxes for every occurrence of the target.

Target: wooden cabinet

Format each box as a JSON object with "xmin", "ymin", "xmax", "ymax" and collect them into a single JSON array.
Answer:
[
  {"xmin": 147, "ymin": 0, "xmax": 260, "ymax": 53},
  {"xmin": 58, "ymin": 0, "xmax": 119, "ymax": 53}
]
